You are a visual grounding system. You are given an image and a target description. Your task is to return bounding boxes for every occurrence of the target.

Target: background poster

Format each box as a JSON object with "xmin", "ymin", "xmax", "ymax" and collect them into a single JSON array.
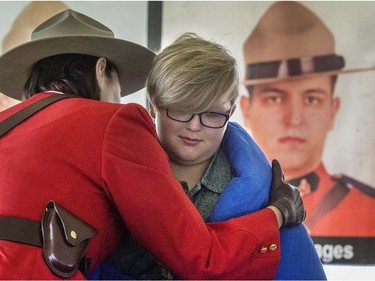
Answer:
[{"xmin": 161, "ymin": 1, "xmax": 375, "ymax": 279}]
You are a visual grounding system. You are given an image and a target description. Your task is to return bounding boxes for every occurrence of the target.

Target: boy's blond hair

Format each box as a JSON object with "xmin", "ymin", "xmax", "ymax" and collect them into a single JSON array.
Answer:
[{"xmin": 147, "ymin": 32, "xmax": 239, "ymax": 113}]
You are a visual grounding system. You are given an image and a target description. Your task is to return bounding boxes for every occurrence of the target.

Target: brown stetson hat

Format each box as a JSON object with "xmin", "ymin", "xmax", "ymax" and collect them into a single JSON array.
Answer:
[
  {"xmin": 0, "ymin": 9, "xmax": 155, "ymax": 100},
  {"xmin": 243, "ymin": 1, "xmax": 375, "ymax": 86}
]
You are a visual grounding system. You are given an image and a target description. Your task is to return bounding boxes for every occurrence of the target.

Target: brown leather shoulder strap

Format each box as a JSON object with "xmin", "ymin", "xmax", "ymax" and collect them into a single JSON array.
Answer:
[
  {"xmin": 305, "ymin": 181, "xmax": 350, "ymax": 229},
  {"xmin": 0, "ymin": 94, "xmax": 75, "ymax": 138}
]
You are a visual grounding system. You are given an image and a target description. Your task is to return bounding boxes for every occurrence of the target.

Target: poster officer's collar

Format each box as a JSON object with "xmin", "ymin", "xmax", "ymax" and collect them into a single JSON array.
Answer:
[{"xmin": 289, "ymin": 172, "xmax": 320, "ymax": 194}]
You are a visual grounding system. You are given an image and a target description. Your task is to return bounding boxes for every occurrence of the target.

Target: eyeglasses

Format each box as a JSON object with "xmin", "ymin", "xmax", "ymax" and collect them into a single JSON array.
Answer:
[{"xmin": 166, "ymin": 109, "xmax": 230, "ymax": 129}]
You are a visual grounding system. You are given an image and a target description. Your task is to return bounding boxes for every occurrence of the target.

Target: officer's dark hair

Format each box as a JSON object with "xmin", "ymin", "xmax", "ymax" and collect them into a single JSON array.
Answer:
[
  {"xmin": 246, "ymin": 75, "xmax": 338, "ymax": 99},
  {"xmin": 23, "ymin": 54, "xmax": 117, "ymax": 100}
]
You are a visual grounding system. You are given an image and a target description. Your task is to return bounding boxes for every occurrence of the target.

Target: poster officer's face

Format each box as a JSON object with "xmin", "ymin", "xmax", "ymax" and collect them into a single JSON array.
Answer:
[{"xmin": 240, "ymin": 75, "xmax": 340, "ymax": 179}]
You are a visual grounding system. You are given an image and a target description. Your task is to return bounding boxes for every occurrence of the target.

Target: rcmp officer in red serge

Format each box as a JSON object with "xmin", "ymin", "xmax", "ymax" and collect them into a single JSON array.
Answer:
[
  {"xmin": 0, "ymin": 8, "xmax": 306, "ymax": 279},
  {"xmin": 240, "ymin": 1, "xmax": 375, "ymax": 264}
]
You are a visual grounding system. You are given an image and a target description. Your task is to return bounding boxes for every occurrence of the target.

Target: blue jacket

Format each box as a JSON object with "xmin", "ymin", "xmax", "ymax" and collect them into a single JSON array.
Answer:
[{"xmin": 210, "ymin": 122, "xmax": 326, "ymax": 280}]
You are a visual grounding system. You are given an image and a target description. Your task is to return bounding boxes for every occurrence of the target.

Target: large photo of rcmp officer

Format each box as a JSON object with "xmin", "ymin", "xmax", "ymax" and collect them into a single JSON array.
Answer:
[{"xmin": 162, "ymin": 1, "xmax": 375, "ymax": 266}]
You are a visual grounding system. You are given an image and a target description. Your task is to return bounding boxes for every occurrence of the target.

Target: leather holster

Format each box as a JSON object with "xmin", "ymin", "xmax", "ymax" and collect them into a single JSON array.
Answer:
[{"xmin": 41, "ymin": 200, "xmax": 97, "ymax": 278}]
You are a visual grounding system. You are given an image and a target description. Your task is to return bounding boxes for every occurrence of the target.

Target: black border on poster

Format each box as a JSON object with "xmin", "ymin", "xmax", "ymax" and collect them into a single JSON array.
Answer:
[{"xmin": 147, "ymin": 1, "xmax": 163, "ymax": 52}]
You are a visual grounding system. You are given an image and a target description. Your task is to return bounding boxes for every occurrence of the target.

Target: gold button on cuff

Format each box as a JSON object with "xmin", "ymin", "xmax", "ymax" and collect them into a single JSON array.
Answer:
[
  {"xmin": 269, "ymin": 244, "xmax": 277, "ymax": 251},
  {"xmin": 260, "ymin": 246, "xmax": 268, "ymax": 253},
  {"xmin": 70, "ymin": 230, "xmax": 77, "ymax": 239}
]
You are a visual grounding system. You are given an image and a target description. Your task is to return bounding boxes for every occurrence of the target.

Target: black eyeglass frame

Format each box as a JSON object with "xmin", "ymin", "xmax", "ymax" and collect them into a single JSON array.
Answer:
[{"xmin": 166, "ymin": 109, "xmax": 231, "ymax": 129}]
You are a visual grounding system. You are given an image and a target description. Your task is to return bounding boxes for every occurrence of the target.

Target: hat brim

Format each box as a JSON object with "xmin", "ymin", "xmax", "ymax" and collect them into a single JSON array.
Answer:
[
  {"xmin": 243, "ymin": 67, "xmax": 375, "ymax": 86},
  {"xmin": 0, "ymin": 36, "xmax": 155, "ymax": 100}
]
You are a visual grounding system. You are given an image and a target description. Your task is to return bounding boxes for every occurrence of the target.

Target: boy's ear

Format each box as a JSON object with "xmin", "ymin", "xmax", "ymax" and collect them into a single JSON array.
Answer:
[{"xmin": 149, "ymin": 102, "xmax": 156, "ymax": 118}]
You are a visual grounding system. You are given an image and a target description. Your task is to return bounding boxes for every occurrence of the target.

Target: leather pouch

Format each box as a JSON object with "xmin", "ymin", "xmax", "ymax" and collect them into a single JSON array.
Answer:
[{"xmin": 41, "ymin": 200, "xmax": 97, "ymax": 278}]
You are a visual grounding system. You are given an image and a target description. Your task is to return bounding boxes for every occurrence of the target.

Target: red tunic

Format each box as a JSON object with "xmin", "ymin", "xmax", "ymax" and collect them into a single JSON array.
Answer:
[
  {"xmin": 302, "ymin": 164, "xmax": 375, "ymax": 237},
  {"xmin": 0, "ymin": 92, "xmax": 280, "ymax": 280}
]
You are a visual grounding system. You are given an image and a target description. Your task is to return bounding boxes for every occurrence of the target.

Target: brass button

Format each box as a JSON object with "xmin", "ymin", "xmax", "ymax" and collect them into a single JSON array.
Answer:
[
  {"xmin": 269, "ymin": 244, "xmax": 277, "ymax": 251},
  {"xmin": 260, "ymin": 246, "xmax": 268, "ymax": 253},
  {"xmin": 70, "ymin": 230, "xmax": 77, "ymax": 239}
]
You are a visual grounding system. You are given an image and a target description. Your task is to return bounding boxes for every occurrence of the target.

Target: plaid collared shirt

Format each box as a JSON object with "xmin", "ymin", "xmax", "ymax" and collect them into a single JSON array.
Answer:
[{"xmin": 180, "ymin": 148, "xmax": 233, "ymax": 221}]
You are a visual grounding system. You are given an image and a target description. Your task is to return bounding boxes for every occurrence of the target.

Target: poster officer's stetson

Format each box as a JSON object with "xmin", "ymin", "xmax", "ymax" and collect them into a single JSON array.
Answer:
[
  {"xmin": 243, "ymin": 1, "xmax": 375, "ymax": 86},
  {"xmin": 0, "ymin": 9, "xmax": 155, "ymax": 100}
]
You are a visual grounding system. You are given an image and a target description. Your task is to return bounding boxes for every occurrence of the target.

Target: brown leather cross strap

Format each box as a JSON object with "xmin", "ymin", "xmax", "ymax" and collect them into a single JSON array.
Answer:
[
  {"xmin": 0, "ymin": 94, "xmax": 75, "ymax": 137},
  {"xmin": 0, "ymin": 216, "xmax": 42, "ymax": 247},
  {"xmin": 0, "ymin": 94, "xmax": 75, "ymax": 247},
  {"xmin": 304, "ymin": 181, "xmax": 350, "ymax": 229}
]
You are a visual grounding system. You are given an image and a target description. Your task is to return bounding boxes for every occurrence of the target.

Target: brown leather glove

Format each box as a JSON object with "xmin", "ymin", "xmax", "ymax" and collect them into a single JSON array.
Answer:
[{"xmin": 269, "ymin": 159, "xmax": 306, "ymax": 228}]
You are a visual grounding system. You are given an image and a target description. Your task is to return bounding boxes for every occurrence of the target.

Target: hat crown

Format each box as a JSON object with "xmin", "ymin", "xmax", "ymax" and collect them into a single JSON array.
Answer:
[
  {"xmin": 244, "ymin": 2, "xmax": 335, "ymax": 64},
  {"xmin": 32, "ymin": 9, "xmax": 114, "ymax": 41}
]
